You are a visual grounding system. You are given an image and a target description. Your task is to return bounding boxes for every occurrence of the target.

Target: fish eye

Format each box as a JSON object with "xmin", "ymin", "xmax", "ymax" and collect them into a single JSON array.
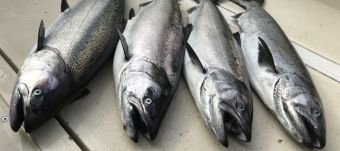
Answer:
[
  {"xmin": 32, "ymin": 88, "xmax": 43, "ymax": 97},
  {"xmin": 144, "ymin": 98, "xmax": 153, "ymax": 105},
  {"xmin": 312, "ymin": 110, "xmax": 321, "ymax": 118},
  {"xmin": 237, "ymin": 105, "xmax": 245, "ymax": 112}
]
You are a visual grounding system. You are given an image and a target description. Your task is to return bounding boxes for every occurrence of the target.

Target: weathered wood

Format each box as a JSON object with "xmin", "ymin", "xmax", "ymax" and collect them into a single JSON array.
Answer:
[
  {"xmin": 0, "ymin": 97, "xmax": 39, "ymax": 151},
  {"xmin": 0, "ymin": 0, "xmax": 78, "ymax": 66}
]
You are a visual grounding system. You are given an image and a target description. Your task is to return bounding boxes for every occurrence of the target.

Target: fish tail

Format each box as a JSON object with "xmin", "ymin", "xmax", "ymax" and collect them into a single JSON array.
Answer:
[{"xmin": 229, "ymin": 0, "xmax": 264, "ymax": 9}]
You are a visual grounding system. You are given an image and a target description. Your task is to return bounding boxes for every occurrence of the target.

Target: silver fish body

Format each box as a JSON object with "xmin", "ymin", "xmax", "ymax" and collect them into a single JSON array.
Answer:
[
  {"xmin": 113, "ymin": 0, "xmax": 184, "ymax": 142},
  {"xmin": 231, "ymin": 0, "xmax": 326, "ymax": 148},
  {"xmin": 183, "ymin": 0, "xmax": 253, "ymax": 146},
  {"xmin": 10, "ymin": 0, "xmax": 124, "ymax": 132}
]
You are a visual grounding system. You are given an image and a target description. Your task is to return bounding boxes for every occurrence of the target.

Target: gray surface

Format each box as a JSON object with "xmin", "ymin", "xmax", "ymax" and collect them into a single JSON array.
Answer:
[{"xmin": 0, "ymin": 96, "xmax": 39, "ymax": 151}]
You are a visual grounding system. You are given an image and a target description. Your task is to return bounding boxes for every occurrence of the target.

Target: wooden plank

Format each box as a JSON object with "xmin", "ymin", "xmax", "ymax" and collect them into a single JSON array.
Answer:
[
  {"xmin": 0, "ymin": 56, "xmax": 81, "ymax": 151},
  {"xmin": 313, "ymin": 0, "xmax": 340, "ymax": 10},
  {"xmin": 0, "ymin": 54, "xmax": 17, "ymax": 104},
  {"xmin": 0, "ymin": 97, "xmax": 40, "ymax": 151},
  {"xmin": 293, "ymin": 43, "xmax": 340, "ymax": 83},
  {"xmin": 0, "ymin": 0, "xmax": 78, "ymax": 67}
]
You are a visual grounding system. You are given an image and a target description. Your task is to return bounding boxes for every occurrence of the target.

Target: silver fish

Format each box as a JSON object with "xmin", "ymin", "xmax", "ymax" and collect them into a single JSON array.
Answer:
[
  {"xmin": 113, "ymin": 0, "xmax": 184, "ymax": 142},
  {"xmin": 183, "ymin": 0, "xmax": 253, "ymax": 146},
  {"xmin": 230, "ymin": 0, "xmax": 326, "ymax": 148},
  {"xmin": 10, "ymin": 0, "xmax": 124, "ymax": 132}
]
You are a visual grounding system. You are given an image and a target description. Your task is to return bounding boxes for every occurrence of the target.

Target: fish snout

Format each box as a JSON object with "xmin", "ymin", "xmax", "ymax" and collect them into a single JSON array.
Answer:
[
  {"xmin": 122, "ymin": 99, "xmax": 158, "ymax": 142},
  {"xmin": 9, "ymin": 87, "xmax": 25, "ymax": 132},
  {"xmin": 283, "ymin": 101, "xmax": 326, "ymax": 148},
  {"xmin": 9, "ymin": 85, "xmax": 42, "ymax": 132},
  {"xmin": 218, "ymin": 102, "xmax": 251, "ymax": 142},
  {"xmin": 296, "ymin": 107, "xmax": 326, "ymax": 148}
]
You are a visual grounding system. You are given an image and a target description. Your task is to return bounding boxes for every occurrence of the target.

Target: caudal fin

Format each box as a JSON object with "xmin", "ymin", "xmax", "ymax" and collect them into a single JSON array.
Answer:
[{"xmin": 229, "ymin": 0, "xmax": 264, "ymax": 9}]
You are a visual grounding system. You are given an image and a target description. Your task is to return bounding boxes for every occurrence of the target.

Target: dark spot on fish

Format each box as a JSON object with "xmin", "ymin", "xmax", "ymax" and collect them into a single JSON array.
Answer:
[
  {"xmin": 180, "ymin": 133, "xmax": 183, "ymax": 136},
  {"xmin": 278, "ymin": 139, "xmax": 283, "ymax": 143}
]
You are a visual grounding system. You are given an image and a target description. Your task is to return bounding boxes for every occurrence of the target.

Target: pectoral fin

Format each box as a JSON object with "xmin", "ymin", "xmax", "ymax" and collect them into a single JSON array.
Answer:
[
  {"xmin": 185, "ymin": 42, "xmax": 206, "ymax": 73},
  {"xmin": 258, "ymin": 37, "xmax": 277, "ymax": 73},
  {"xmin": 117, "ymin": 28, "xmax": 131, "ymax": 60}
]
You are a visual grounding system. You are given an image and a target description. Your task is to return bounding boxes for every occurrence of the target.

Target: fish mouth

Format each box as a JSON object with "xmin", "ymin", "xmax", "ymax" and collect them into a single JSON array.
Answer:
[
  {"xmin": 284, "ymin": 104, "xmax": 326, "ymax": 149},
  {"xmin": 212, "ymin": 102, "xmax": 251, "ymax": 146},
  {"xmin": 9, "ymin": 86, "xmax": 45, "ymax": 132},
  {"xmin": 300, "ymin": 115, "xmax": 325, "ymax": 149},
  {"xmin": 122, "ymin": 98, "xmax": 157, "ymax": 142}
]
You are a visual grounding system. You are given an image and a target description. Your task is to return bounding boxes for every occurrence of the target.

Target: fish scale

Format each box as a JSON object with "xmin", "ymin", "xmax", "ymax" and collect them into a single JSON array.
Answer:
[{"xmin": 45, "ymin": 0, "xmax": 124, "ymax": 84}]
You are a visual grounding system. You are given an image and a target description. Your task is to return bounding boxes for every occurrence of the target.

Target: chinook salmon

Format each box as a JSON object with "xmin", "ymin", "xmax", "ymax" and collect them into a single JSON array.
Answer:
[
  {"xmin": 9, "ymin": 0, "xmax": 124, "ymax": 132},
  {"xmin": 183, "ymin": 0, "xmax": 253, "ymax": 147},
  {"xmin": 113, "ymin": 0, "xmax": 184, "ymax": 142},
  {"xmin": 230, "ymin": 0, "xmax": 326, "ymax": 148}
]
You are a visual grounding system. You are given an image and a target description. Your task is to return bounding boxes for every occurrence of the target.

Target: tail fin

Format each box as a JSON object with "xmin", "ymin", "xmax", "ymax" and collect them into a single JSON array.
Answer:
[{"xmin": 229, "ymin": 0, "xmax": 264, "ymax": 9}]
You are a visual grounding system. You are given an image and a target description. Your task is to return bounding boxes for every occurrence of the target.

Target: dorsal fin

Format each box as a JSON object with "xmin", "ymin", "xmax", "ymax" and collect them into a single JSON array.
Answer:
[
  {"xmin": 36, "ymin": 20, "xmax": 45, "ymax": 52},
  {"xmin": 128, "ymin": 8, "xmax": 135, "ymax": 20},
  {"xmin": 117, "ymin": 28, "xmax": 131, "ymax": 60},
  {"xmin": 61, "ymin": 0, "xmax": 69, "ymax": 12},
  {"xmin": 258, "ymin": 37, "xmax": 277, "ymax": 73},
  {"xmin": 185, "ymin": 42, "xmax": 206, "ymax": 73}
]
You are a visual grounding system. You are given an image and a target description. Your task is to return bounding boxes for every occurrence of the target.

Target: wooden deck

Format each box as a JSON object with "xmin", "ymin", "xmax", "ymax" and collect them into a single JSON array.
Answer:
[{"xmin": 0, "ymin": 0, "xmax": 339, "ymax": 150}]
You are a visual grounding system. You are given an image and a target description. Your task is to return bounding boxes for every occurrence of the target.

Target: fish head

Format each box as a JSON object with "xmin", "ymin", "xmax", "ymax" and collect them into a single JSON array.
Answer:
[
  {"xmin": 119, "ymin": 61, "xmax": 171, "ymax": 142},
  {"xmin": 202, "ymin": 69, "xmax": 253, "ymax": 146},
  {"xmin": 10, "ymin": 51, "xmax": 70, "ymax": 132},
  {"xmin": 275, "ymin": 73, "xmax": 325, "ymax": 148}
]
